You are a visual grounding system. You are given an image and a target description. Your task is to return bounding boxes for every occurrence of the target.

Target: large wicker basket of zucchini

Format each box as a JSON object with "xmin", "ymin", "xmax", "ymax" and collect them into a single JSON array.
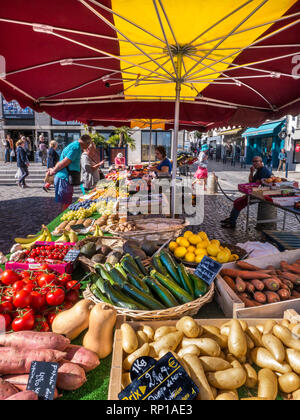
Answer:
[{"xmin": 83, "ymin": 250, "xmax": 214, "ymax": 320}]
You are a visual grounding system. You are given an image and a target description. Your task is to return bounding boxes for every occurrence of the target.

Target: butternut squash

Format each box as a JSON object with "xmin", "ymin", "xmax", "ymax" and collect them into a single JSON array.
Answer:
[
  {"xmin": 83, "ymin": 303, "xmax": 117, "ymax": 359},
  {"xmin": 52, "ymin": 299, "xmax": 94, "ymax": 340}
]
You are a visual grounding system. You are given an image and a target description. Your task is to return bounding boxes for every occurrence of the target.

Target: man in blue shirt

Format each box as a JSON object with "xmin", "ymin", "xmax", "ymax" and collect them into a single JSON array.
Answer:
[
  {"xmin": 48, "ymin": 135, "xmax": 92, "ymax": 211},
  {"xmin": 221, "ymin": 156, "xmax": 272, "ymax": 229},
  {"xmin": 277, "ymin": 148, "xmax": 288, "ymax": 173}
]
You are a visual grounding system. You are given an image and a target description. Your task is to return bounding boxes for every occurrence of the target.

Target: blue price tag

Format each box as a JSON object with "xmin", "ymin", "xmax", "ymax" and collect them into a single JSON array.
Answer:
[{"xmin": 194, "ymin": 255, "xmax": 222, "ymax": 286}]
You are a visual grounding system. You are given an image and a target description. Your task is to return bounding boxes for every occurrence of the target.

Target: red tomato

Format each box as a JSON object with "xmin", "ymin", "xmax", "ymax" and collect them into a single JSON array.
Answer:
[
  {"xmin": 0, "ymin": 301, "xmax": 14, "ymax": 314},
  {"xmin": 0, "ymin": 314, "xmax": 12, "ymax": 331},
  {"xmin": 13, "ymin": 290, "xmax": 32, "ymax": 309},
  {"xmin": 66, "ymin": 281, "xmax": 80, "ymax": 291},
  {"xmin": 12, "ymin": 311, "xmax": 35, "ymax": 332},
  {"xmin": 47, "ymin": 312, "xmax": 57, "ymax": 326},
  {"xmin": 23, "ymin": 283, "xmax": 35, "ymax": 293},
  {"xmin": 62, "ymin": 301, "xmax": 74, "ymax": 310},
  {"xmin": 1, "ymin": 270, "xmax": 19, "ymax": 286},
  {"xmin": 37, "ymin": 273, "xmax": 56, "ymax": 288},
  {"xmin": 35, "ymin": 316, "xmax": 50, "ymax": 332},
  {"xmin": 12, "ymin": 281, "xmax": 26, "ymax": 293},
  {"xmin": 46, "ymin": 289, "xmax": 65, "ymax": 306},
  {"xmin": 65, "ymin": 290, "xmax": 80, "ymax": 304},
  {"xmin": 58, "ymin": 273, "xmax": 72, "ymax": 284},
  {"xmin": 30, "ymin": 291, "xmax": 46, "ymax": 311},
  {"xmin": 2, "ymin": 289, "xmax": 14, "ymax": 303}
]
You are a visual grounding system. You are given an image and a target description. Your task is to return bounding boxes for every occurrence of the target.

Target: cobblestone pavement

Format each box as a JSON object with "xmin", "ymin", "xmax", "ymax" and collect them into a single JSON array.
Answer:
[{"xmin": 0, "ymin": 161, "xmax": 299, "ymax": 255}]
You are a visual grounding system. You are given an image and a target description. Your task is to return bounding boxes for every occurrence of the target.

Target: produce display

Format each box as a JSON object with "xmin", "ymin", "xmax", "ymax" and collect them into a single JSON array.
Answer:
[
  {"xmin": 169, "ymin": 231, "xmax": 239, "ymax": 264},
  {"xmin": 13, "ymin": 243, "xmax": 74, "ymax": 265},
  {"xmin": 68, "ymin": 199, "xmax": 98, "ymax": 211},
  {"xmin": 14, "ymin": 225, "xmax": 52, "ymax": 250},
  {"xmin": 92, "ymin": 214, "xmax": 138, "ymax": 233},
  {"xmin": 119, "ymin": 316, "xmax": 300, "ymax": 400},
  {"xmin": 0, "ymin": 268, "xmax": 80, "ymax": 333},
  {"xmin": 0, "ymin": 331, "xmax": 101, "ymax": 399},
  {"xmin": 61, "ymin": 202, "xmax": 98, "ymax": 222},
  {"xmin": 221, "ymin": 260, "xmax": 300, "ymax": 307},
  {"xmin": 89, "ymin": 250, "xmax": 209, "ymax": 311}
]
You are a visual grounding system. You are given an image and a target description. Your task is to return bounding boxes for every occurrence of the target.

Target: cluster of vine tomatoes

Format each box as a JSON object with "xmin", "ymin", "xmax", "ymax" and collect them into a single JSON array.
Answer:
[
  {"xmin": 23, "ymin": 244, "xmax": 72, "ymax": 264},
  {"xmin": 0, "ymin": 267, "xmax": 80, "ymax": 333}
]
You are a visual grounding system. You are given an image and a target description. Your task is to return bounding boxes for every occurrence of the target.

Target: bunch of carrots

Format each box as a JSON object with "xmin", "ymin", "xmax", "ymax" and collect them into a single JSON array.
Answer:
[{"xmin": 221, "ymin": 260, "xmax": 300, "ymax": 308}]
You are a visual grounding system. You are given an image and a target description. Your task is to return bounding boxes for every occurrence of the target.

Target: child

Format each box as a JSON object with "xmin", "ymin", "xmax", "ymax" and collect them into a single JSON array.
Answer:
[{"xmin": 192, "ymin": 144, "xmax": 209, "ymax": 191}]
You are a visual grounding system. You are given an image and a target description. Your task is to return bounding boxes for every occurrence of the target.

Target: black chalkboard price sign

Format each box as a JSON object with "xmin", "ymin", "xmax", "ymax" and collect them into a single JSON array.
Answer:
[
  {"xmin": 119, "ymin": 352, "xmax": 199, "ymax": 401},
  {"xmin": 63, "ymin": 249, "xmax": 81, "ymax": 263},
  {"xmin": 27, "ymin": 362, "xmax": 59, "ymax": 401},
  {"xmin": 130, "ymin": 356, "xmax": 157, "ymax": 381},
  {"xmin": 194, "ymin": 255, "xmax": 223, "ymax": 286}
]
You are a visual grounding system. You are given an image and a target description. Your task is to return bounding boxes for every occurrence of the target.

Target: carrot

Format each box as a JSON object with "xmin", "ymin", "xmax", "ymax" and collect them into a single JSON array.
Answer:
[
  {"xmin": 278, "ymin": 289, "xmax": 291, "ymax": 301},
  {"xmin": 237, "ymin": 271, "xmax": 271, "ymax": 280},
  {"xmin": 221, "ymin": 268, "xmax": 240, "ymax": 278},
  {"xmin": 0, "ymin": 331, "xmax": 70, "ymax": 351},
  {"xmin": 250, "ymin": 279, "xmax": 265, "ymax": 291},
  {"xmin": 280, "ymin": 272, "xmax": 300, "ymax": 286},
  {"xmin": 245, "ymin": 282, "xmax": 255, "ymax": 294},
  {"xmin": 264, "ymin": 291, "xmax": 280, "ymax": 304},
  {"xmin": 279, "ymin": 277, "xmax": 294, "ymax": 290},
  {"xmin": 280, "ymin": 262, "xmax": 300, "ymax": 275},
  {"xmin": 235, "ymin": 276, "xmax": 247, "ymax": 293},
  {"xmin": 277, "ymin": 281, "xmax": 290, "ymax": 291},
  {"xmin": 254, "ymin": 292, "xmax": 267, "ymax": 304},
  {"xmin": 262, "ymin": 278, "xmax": 281, "ymax": 292},
  {"xmin": 223, "ymin": 276, "xmax": 236, "ymax": 291},
  {"xmin": 236, "ymin": 261, "xmax": 263, "ymax": 271},
  {"xmin": 237, "ymin": 294, "xmax": 257, "ymax": 308}
]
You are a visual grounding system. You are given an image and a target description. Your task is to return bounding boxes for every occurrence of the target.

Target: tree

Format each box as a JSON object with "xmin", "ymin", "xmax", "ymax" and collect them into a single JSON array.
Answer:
[{"xmin": 107, "ymin": 126, "xmax": 136, "ymax": 150}]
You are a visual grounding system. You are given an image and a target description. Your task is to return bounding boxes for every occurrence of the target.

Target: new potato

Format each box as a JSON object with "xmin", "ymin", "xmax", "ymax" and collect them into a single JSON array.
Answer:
[
  {"xmin": 262, "ymin": 334, "xmax": 285, "ymax": 363},
  {"xmin": 228, "ymin": 320, "xmax": 247, "ymax": 359},
  {"xmin": 258, "ymin": 369, "xmax": 278, "ymax": 401},
  {"xmin": 182, "ymin": 337, "xmax": 221, "ymax": 357},
  {"xmin": 278, "ymin": 372, "xmax": 300, "ymax": 394},
  {"xmin": 206, "ymin": 367, "xmax": 247, "ymax": 390}
]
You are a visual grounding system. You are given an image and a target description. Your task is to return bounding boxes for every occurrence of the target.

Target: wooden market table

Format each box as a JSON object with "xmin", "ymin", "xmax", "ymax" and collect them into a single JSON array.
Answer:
[{"xmin": 245, "ymin": 191, "xmax": 300, "ymax": 232}]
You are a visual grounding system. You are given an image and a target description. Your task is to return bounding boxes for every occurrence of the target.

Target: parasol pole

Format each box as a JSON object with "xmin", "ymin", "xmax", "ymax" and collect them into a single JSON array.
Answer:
[
  {"xmin": 149, "ymin": 119, "xmax": 153, "ymax": 165},
  {"xmin": 171, "ymin": 54, "xmax": 183, "ymax": 218}
]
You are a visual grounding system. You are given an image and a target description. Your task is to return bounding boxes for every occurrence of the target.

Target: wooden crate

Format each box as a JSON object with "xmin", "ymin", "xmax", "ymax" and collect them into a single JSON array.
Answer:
[
  {"xmin": 215, "ymin": 249, "xmax": 300, "ymax": 319},
  {"xmin": 108, "ymin": 317, "xmax": 283, "ymax": 401}
]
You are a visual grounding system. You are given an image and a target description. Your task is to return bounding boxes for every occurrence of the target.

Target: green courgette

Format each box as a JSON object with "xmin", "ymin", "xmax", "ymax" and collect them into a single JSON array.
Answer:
[
  {"xmin": 159, "ymin": 251, "xmax": 181, "ymax": 285},
  {"xmin": 151, "ymin": 270, "xmax": 193, "ymax": 305},
  {"xmin": 90, "ymin": 284, "xmax": 112, "ymax": 305},
  {"xmin": 123, "ymin": 254, "xmax": 143, "ymax": 275},
  {"xmin": 134, "ymin": 256, "xmax": 149, "ymax": 276},
  {"xmin": 189, "ymin": 273, "xmax": 208, "ymax": 297},
  {"xmin": 103, "ymin": 281, "xmax": 147, "ymax": 311},
  {"xmin": 178, "ymin": 264, "xmax": 195, "ymax": 298},
  {"xmin": 115, "ymin": 264, "xmax": 128, "ymax": 279},
  {"xmin": 144, "ymin": 276, "xmax": 179, "ymax": 308},
  {"xmin": 95, "ymin": 278, "xmax": 106, "ymax": 294},
  {"xmin": 121, "ymin": 282, "xmax": 166, "ymax": 310},
  {"xmin": 94, "ymin": 264, "xmax": 114, "ymax": 285},
  {"xmin": 152, "ymin": 255, "xmax": 173, "ymax": 280},
  {"xmin": 109, "ymin": 268, "xmax": 127, "ymax": 286},
  {"xmin": 121, "ymin": 258, "xmax": 141, "ymax": 278},
  {"xmin": 127, "ymin": 273, "xmax": 150, "ymax": 294}
]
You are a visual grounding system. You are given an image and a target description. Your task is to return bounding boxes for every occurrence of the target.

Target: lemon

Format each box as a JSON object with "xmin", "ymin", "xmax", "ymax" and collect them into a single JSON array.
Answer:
[
  {"xmin": 187, "ymin": 246, "xmax": 196, "ymax": 254},
  {"xmin": 169, "ymin": 241, "xmax": 178, "ymax": 253},
  {"xmin": 195, "ymin": 254, "xmax": 205, "ymax": 264},
  {"xmin": 198, "ymin": 231, "xmax": 208, "ymax": 240},
  {"xmin": 178, "ymin": 238, "xmax": 190, "ymax": 249},
  {"xmin": 217, "ymin": 251, "xmax": 230, "ymax": 264},
  {"xmin": 210, "ymin": 239, "xmax": 221, "ymax": 247},
  {"xmin": 183, "ymin": 231, "xmax": 193, "ymax": 239},
  {"xmin": 174, "ymin": 247, "xmax": 187, "ymax": 259},
  {"xmin": 195, "ymin": 249, "xmax": 208, "ymax": 257},
  {"xmin": 185, "ymin": 253, "xmax": 195, "ymax": 263},
  {"xmin": 176, "ymin": 236, "xmax": 184, "ymax": 245},
  {"xmin": 189, "ymin": 235, "xmax": 201, "ymax": 246},
  {"xmin": 197, "ymin": 240, "xmax": 210, "ymax": 249},
  {"xmin": 207, "ymin": 244, "xmax": 220, "ymax": 257},
  {"xmin": 229, "ymin": 254, "xmax": 239, "ymax": 262}
]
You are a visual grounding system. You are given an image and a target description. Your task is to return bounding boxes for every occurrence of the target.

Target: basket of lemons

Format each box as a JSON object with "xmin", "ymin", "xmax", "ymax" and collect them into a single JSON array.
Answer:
[{"xmin": 168, "ymin": 230, "xmax": 242, "ymax": 267}]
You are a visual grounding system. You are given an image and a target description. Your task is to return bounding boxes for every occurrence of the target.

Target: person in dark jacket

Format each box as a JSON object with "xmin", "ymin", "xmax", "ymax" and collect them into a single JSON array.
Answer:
[
  {"xmin": 43, "ymin": 141, "xmax": 59, "ymax": 192},
  {"xmin": 16, "ymin": 139, "xmax": 29, "ymax": 188}
]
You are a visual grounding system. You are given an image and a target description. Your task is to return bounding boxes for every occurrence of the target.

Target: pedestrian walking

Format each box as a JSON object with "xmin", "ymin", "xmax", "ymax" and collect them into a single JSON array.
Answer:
[
  {"xmin": 39, "ymin": 135, "xmax": 48, "ymax": 166},
  {"xmin": 2, "ymin": 135, "xmax": 13, "ymax": 163},
  {"xmin": 16, "ymin": 139, "xmax": 30, "ymax": 188},
  {"xmin": 277, "ymin": 148, "xmax": 288, "ymax": 172},
  {"xmin": 48, "ymin": 134, "xmax": 92, "ymax": 212},
  {"xmin": 81, "ymin": 143, "xmax": 105, "ymax": 191},
  {"xmin": 193, "ymin": 144, "xmax": 209, "ymax": 191},
  {"xmin": 43, "ymin": 140, "xmax": 60, "ymax": 193}
]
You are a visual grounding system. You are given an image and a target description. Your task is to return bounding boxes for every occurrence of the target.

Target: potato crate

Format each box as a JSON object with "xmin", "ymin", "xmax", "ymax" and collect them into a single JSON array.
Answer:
[
  {"xmin": 108, "ymin": 316, "xmax": 288, "ymax": 401},
  {"xmin": 215, "ymin": 249, "xmax": 300, "ymax": 319}
]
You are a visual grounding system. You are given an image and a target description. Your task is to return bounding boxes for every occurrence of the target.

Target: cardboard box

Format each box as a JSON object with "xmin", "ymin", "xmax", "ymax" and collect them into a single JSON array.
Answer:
[{"xmin": 215, "ymin": 249, "xmax": 300, "ymax": 319}]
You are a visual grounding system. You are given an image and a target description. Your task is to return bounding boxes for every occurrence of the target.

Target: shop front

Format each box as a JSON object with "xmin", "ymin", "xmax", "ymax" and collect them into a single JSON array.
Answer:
[{"xmin": 243, "ymin": 120, "xmax": 286, "ymax": 168}]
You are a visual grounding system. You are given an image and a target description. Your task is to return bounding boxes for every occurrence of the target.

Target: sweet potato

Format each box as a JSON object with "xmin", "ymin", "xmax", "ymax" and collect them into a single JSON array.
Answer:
[
  {"xmin": 64, "ymin": 345, "xmax": 100, "ymax": 372},
  {"xmin": 0, "ymin": 379, "xmax": 19, "ymax": 400},
  {"xmin": 12, "ymin": 383, "xmax": 60, "ymax": 399},
  {"xmin": 264, "ymin": 291, "xmax": 280, "ymax": 304},
  {"xmin": 235, "ymin": 277, "xmax": 246, "ymax": 293},
  {"xmin": 254, "ymin": 292, "xmax": 267, "ymax": 304},
  {"xmin": 250, "ymin": 279, "xmax": 265, "ymax": 291},
  {"xmin": 3, "ymin": 374, "xmax": 29, "ymax": 386},
  {"xmin": 262, "ymin": 278, "xmax": 280, "ymax": 292},
  {"xmin": 0, "ymin": 331, "xmax": 70, "ymax": 351},
  {"xmin": 57, "ymin": 361, "xmax": 87, "ymax": 391},
  {"xmin": 5, "ymin": 391, "xmax": 38, "ymax": 401},
  {"xmin": 0, "ymin": 348, "xmax": 66, "ymax": 375},
  {"xmin": 223, "ymin": 276, "xmax": 236, "ymax": 291},
  {"xmin": 278, "ymin": 289, "xmax": 291, "ymax": 301}
]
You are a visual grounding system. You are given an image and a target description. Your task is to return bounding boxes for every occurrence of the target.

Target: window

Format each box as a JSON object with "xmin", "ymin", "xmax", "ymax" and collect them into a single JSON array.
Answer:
[
  {"xmin": 141, "ymin": 130, "xmax": 172, "ymax": 162},
  {"xmin": 52, "ymin": 131, "xmax": 81, "ymax": 155},
  {"xmin": 52, "ymin": 118, "xmax": 80, "ymax": 126},
  {"xmin": 3, "ymin": 99, "xmax": 34, "ymax": 119},
  {"xmin": 297, "ymin": 116, "xmax": 300, "ymax": 129},
  {"xmin": 294, "ymin": 140, "xmax": 300, "ymax": 164}
]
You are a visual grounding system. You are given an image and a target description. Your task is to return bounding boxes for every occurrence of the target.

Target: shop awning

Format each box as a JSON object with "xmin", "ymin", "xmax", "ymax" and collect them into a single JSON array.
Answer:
[
  {"xmin": 219, "ymin": 128, "xmax": 243, "ymax": 135},
  {"xmin": 242, "ymin": 120, "xmax": 284, "ymax": 137}
]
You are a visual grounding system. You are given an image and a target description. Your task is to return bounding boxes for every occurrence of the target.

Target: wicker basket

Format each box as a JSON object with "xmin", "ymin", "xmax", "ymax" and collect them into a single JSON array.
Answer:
[
  {"xmin": 108, "ymin": 217, "xmax": 189, "ymax": 244},
  {"xmin": 83, "ymin": 278, "xmax": 214, "ymax": 321}
]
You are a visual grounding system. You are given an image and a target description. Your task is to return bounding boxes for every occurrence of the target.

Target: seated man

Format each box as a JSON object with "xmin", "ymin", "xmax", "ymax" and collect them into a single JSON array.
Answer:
[{"xmin": 221, "ymin": 156, "xmax": 272, "ymax": 229}]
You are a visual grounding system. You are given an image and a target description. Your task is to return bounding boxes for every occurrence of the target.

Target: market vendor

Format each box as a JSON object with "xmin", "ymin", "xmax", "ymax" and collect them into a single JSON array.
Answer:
[
  {"xmin": 48, "ymin": 134, "xmax": 92, "ymax": 211},
  {"xmin": 115, "ymin": 153, "xmax": 126, "ymax": 170},
  {"xmin": 221, "ymin": 156, "xmax": 272, "ymax": 229},
  {"xmin": 149, "ymin": 146, "xmax": 172, "ymax": 175}
]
